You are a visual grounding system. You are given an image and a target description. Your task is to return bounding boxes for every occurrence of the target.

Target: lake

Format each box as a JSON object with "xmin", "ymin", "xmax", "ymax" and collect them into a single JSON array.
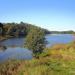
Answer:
[{"xmin": 0, "ymin": 34, "xmax": 75, "ymax": 62}]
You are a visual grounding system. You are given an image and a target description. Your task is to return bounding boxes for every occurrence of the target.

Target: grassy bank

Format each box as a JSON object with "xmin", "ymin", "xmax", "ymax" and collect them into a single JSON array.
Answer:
[{"xmin": 0, "ymin": 41, "xmax": 75, "ymax": 75}]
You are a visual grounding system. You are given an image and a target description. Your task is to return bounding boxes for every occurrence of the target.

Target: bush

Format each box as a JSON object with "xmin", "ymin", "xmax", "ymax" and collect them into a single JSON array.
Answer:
[{"xmin": 25, "ymin": 27, "xmax": 46, "ymax": 57}]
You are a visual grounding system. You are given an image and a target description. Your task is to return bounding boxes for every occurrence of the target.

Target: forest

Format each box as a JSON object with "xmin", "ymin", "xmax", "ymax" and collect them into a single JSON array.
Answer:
[
  {"xmin": 0, "ymin": 22, "xmax": 74, "ymax": 40},
  {"xmin": 0, "ymin": 22, "xmax": 75, "ymax": 75},
  {"xmin": 0, "ymin": 22, "xmax": 50, "ymax": 41}
]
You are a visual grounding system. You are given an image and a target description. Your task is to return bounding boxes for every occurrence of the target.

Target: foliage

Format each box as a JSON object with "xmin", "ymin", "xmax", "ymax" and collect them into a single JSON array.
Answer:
[
  {"xmin": 25, "ymin": 27, "xmax": 46, "ymax": 57},
  {"xmin": 50, "ymin": 30, "xmax": 75, "ymax": 34},
  {"xmin": 0, "ymin": 22, "xmax": 50, "ymax": 38},
  {"xmin": 0, "ymin": 23, "xmax": 4, "ymax": 35},
  {"xmin": 0, "ymin": 40, "xmax": 75, "ymax": 75}
]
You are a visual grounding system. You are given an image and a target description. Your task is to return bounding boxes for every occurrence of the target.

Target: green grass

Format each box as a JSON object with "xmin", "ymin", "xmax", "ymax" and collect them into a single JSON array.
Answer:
[{"xmin": 0, "ymin": 41, "xmax": 75, "ymax": 75}]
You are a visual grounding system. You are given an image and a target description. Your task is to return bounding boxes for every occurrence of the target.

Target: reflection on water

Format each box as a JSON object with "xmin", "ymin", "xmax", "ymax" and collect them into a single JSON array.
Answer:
[
  {"xmin": 0, "ymin": 46, "xmax": 7, "ymax": 51},
  {"xmin": 0, "ymin": 38, "xmax": 25, "ymax": 47},
  {"xmin": 0, "ymin": 34, "xmax": 75, "ymax": 47},
  {"xmin": 0, "ymin": 47, "xmax": 33, "ymax": 62},
  {"xmin": 0, "ymin": 34, "xmax": 75, "ymax": 62}
]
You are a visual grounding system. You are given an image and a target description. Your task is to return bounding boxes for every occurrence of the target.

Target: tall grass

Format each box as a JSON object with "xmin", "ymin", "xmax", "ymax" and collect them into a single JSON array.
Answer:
[{"xmin": 0, "ymin": 41, "xmax": 75, "ymax": 75}]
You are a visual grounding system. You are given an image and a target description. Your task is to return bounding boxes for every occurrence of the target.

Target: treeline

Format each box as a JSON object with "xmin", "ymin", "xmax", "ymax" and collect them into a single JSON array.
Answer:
[
  {"xmin": 0, "ymin": 22, "xmax": 50, "ymax": 38},
  {"xmin": 0, "ymin": 22, "xmax": 74, "ymax": 38},
  {"xmin": 50, "ymin": 30, "xmax": 75, "ymax": 34}
]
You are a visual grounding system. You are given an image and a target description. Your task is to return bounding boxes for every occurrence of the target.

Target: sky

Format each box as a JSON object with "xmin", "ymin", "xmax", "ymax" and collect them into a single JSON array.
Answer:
[{"xmin": 0, "ymin": 0, "xmax": 75, "ymax": 31}]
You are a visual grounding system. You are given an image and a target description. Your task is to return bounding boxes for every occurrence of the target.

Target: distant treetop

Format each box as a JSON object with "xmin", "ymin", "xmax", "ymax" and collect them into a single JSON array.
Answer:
[{"xmin": 0, "ymin": 23, "xmax": 3, "ymax": 27}]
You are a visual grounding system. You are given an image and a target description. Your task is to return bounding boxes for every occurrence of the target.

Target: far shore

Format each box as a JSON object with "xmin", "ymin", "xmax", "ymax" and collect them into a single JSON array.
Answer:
[{"xmin": 0, "ymin": 33, "xmax": 75, "ymax": 41}]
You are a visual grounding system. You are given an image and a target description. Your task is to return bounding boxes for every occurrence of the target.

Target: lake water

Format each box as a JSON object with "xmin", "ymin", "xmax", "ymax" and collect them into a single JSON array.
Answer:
[
  {"xmin": 0, "ymin": 34, "xmax": 75, "ymax": 62},
  {"xmin": 46, "ymin": 34, "xmax": 75, "ymax": 47},
  {"xmin": 0, "ymin": 47, "xmax": 33, "ymax": 62}
]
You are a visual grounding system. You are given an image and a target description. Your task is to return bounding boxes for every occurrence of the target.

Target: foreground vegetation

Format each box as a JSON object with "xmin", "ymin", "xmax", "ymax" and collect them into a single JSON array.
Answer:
[
  {"xmin": 0, "ymin": 41, "xmax": 75, "ymax": 75},
  {"xmin": 0, "ymin": 22, "xmax": 75, "ymax": 75},
  {"xmin": 25, "ymin": 27, "xmax": 46, "ymax": 57}
]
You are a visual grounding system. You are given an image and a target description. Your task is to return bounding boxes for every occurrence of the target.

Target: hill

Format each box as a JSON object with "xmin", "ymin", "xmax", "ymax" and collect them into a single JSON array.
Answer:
[{"xmin": 0, "ymin": 22, "xmax": 50, "ymax": 40}]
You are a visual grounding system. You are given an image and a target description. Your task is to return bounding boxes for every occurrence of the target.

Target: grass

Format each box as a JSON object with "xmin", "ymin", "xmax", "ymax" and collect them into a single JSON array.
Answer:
[{"xmin": 0, "ymin": 41, "xmax": 75, "ymax": 75}]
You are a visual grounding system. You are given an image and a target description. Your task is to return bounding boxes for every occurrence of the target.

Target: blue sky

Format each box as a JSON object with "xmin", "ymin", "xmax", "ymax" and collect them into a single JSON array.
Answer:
[{"xmin": 0, "ymin": 0, "xmax": 75, "ymax": 31}]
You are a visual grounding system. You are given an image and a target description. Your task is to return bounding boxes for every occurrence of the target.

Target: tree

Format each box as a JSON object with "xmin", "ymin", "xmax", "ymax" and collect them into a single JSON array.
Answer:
[
  {"xmin": 0, "ymin": 23, "xmax": 4, "ymax": 35},
  {"xmin": 25, "ymin": 27, "xmax": 46, "ymax": 58}
]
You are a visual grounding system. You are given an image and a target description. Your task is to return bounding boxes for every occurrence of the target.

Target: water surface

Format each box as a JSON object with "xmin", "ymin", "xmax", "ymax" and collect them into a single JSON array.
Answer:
[
  {"xmin": 46, "ymin": 34, "xmax": 75, "ymax": 46},
  {"xmin": 0, "ymin": 47, "xmax": 32, "ymax": 62},
  {"xmin": 0, "ymin": 34, "xmax": 75, "ymax": 62}
]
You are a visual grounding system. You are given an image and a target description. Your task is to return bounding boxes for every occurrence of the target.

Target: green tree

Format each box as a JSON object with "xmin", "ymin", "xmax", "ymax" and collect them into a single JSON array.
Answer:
[
  {"xmin": 0, "ymin": 23, "xmax": 4, "ymax": 35},
  {"xmin": 25, "ymin": 27, "xmax": 46, "ymax": 58}
]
